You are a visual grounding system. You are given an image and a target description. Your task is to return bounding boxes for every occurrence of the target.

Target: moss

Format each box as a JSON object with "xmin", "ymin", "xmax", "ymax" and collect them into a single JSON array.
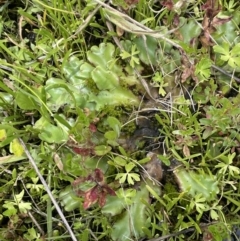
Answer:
[
  {"xmin": 163, "ymin": 182, "xmax": 178, "ymax": 196},
  {"xmin": 121, "ymin": 120, "xmax": 136, "ymax": 134}
]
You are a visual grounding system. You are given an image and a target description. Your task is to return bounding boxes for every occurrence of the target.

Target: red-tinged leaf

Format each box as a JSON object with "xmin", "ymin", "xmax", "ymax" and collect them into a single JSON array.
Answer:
[
  {"xmin": 98, "ymin": 191, "xmax": 108, "ymax": 207},
  {"xmin": 93, "ymin": 168, "xmax": 104, "ymax": 184},
  {"xmin": 201, "ymin": 0, "xmax": 221, "ymax": 19},
  {"xmin": 200, "ymin": 0, "xmax": 222, "ymax": 48},
  {"xmin": 83, "ymin": 186, "xmax": 99, "ymax": 209},
  {"xmin": 72, "ymin": 147, "xmax": 93, "ymax": 156},
  {"xmin": 125, "ymin": 0, "xmax": 139, "ymax": 5},
  {"xmin": 201, "ymin": 1, "xmax": 210, "ymax": 10},
  {"xmin": 173, "ymin": 15, "xmax": 180, "ymax": 27},
  {"xmin": 72, "ymin": 176, "xmax": 85, "ymax": 187},
  {"xmin": 211, "ymin": 15, "xmax": 232, "ymax": 28},
  {"xmin": 98, "ymin": 186, "xmax": 116, "ymax": 207},
  {"xmin": 161, "ymin": 0, "xmax": 174, "ymax": 10},
  {"xmin": 73, "ymin": 168, "xmax": 116, "ymax": 209},
  {"xmin": 202, "ymin": 230, "xmax": 213, "ymax": 241},
  {"xmin": 103, "ymin": 185, "xmax": 116, "ymax": 196},
  {"xmin": 200, "ymin": 28, "xmax": 216, "ymax": 47},
  {"xmin": 89, "ymin": 123, "xmax": 97, "ymax": 132},
  {"xmin": 83, "ymin": 200, "xmax": 92, "ymax": 209}
]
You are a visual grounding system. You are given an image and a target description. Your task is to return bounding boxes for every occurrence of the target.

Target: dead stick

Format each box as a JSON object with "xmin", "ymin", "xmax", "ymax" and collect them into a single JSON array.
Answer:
[{"xmin": 19, "ymin": 138, "xmax": 78, "ymax": 241}]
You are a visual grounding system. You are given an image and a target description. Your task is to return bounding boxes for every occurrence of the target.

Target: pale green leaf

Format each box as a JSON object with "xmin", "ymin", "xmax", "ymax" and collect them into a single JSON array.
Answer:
[
  {"xmin": 125, "ymin": 162, "xmax": 135, "ymax": 172},
  {"xmin": 9, "ymin": 139, "xmax": 24, "ymax": 157}
]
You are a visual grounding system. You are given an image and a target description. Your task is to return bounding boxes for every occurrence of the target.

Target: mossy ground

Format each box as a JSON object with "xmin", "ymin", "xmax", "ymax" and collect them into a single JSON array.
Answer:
[{"xmin": 0, "ymin": 0, "xmax": 240, "ymax": 240}]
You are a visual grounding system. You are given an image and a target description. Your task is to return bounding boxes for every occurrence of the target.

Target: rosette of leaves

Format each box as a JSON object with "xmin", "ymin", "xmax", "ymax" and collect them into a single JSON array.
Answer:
[
  {"xmin": 49, "ymin": 42, "xmax": 140, "ymax": 112},
  {"xmin": 59, "ymin": 168, "xmax": 116, "ymax": 211},
  {"xmin": 72, "ymin": 168, "xmax": 116, "ymax": 210},
  {"xmin": 31, "ymin": 43, "xmax": 140, "ymax": 143}
]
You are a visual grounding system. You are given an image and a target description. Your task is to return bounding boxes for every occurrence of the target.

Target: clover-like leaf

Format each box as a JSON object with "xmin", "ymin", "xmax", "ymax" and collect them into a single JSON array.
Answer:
[
  {"xmin": 116, "ymin": 171, "xmax": 140, "ymax": 185},
  {"xmin": 228, "ymin": 56, "xmax": 240, "ymax": 68},
  {"xmin": 116, "ymin": 188, "xmax": 136, "ymax": 205},
  {"xmin": 14, "ymin": 190, "xmax": 24, "ymax": 203},
  {"xmin": 113, "ymin": 156, "xmax": 127, "ymax": 167},
  {"xmin": 125, "ymin": 162, "xmax": 135, "ymax": 173},
  {"xmin": 195, "ymin": 57, "xmax": 212, "ymax": 80},
  {"xmin": 18, "ymin": 201, "xmax": 32, "ymax": 213},
  {"xmin": 3, "ymin": 202, "xmax": 17, "ymax": 217},
  {"xmin": 230, "ymin": 42, "xmax": 240, "ymax": 56},
  {"xmin": 115, "ymin": 173, "xmax": 127, "ymax": 184},
  {"xmin": 127, "ymin": 173, "xmax": 140, "ymax": 185}
]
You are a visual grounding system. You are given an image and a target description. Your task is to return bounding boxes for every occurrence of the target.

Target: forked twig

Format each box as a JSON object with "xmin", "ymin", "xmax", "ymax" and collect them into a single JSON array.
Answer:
[
  {"xmin": 212, "ymin": 64, "xmax": 240, "ymax": 83},
  {"xmin": 19, "ymin": 138, "xmax": 78, "ymax": 241}
]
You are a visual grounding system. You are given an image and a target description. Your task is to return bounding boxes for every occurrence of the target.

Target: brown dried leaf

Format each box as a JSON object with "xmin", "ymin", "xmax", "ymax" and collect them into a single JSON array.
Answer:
[
  {"xmin": 202, "ymin": 230, "xmax": 213, "ymax": 241},
  {"xmin": 201, "ymin": 0, "xmax": 221, "ymax": 19},
  {"xmin": 73, "ymin": 147, "xmax": 93, "ymax": 156},
  {"xmin": 143, "ymin": 152, "xmax": 163, "ymax": 182},
  {"xmin": 92, "ymin": 168, "xmax": 105, "ymax": 185},
  {"xmin": 183, "ymin": 145, "xmax": 190, "ymax": 157},
  {"xmin": 211, "ymin": 15, "xmax": 232, "ymax": 28},
  {"xmin": 116, "ymin": 26, "xmax": 124, "ymax": 37},
  {"xmin": 53, "ymin": 153, "xmax": 64, "ymax": 171},
  {"xmin": 125, "ymin": 0, "xmax": 139, "ymax": 6},
  {"xmin": 161, "ymin": 0, "xmax": 174, "ymax": 10},
  {"xmin": 200, "ymin": 0, "xmax": 224, "ymax": 47},
  {"xmin": 181, "ymin": 65, "xmax": 195, "ymax": 82}
]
